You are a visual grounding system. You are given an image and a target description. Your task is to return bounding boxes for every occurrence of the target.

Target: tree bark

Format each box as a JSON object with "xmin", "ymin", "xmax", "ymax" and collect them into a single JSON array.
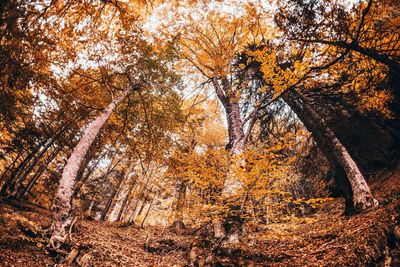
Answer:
[
  {"xmin": 49, "ymin": 88, "xmax": 132, "ymax": 249},
  {"xmin": 211, "ymin": 78, "xmax": 246, "ymax": 155},
  {"xmin": 211, "ymin": 77, "xmax": 252, "ymax": 243},
  {"xmin": 283, "ymin": 89, "xmax": 378, "ymax": 214}
]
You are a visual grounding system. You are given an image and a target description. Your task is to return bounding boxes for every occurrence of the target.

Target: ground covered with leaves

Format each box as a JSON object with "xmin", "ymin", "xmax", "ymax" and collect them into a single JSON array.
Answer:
[{"xmin": 0, "ymin": 170, "xmax": 399, "ymax": 267}]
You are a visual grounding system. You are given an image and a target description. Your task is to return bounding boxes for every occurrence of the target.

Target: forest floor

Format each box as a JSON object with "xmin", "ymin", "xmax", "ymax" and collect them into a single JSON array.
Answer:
[{"xmin": 1, "ymin": 168, "xmax": 400, "ymax": 266}]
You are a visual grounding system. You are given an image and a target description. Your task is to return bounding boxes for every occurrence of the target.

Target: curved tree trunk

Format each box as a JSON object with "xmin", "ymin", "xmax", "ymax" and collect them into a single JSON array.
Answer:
[
  {"xmin": 283, "ymin": 89, "xmax": 378, "ymax": 214},
  {"xmin": 49, "ymin": 88, "xmax": 132, "ymax": 249}
]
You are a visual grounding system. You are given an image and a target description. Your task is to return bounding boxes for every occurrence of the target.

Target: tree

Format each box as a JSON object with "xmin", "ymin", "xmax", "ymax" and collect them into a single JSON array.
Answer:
[
  {"xmin": 50, "ymin": 85, "xmax": 136, "ymax": 249},
  {"xmin": 238, "ymin": 43, "xmax": 379, "ymax": 213}
]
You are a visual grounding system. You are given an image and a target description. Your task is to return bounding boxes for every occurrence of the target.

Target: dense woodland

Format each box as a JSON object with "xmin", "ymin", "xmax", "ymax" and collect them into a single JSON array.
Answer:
[{"xmin": 0, "ymin": 0, "xmax": 400, "ymax": 266}]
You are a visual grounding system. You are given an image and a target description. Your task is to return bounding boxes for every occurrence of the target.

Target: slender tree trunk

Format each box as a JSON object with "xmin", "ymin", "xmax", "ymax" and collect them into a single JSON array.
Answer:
[
  {"xmin": 101, "ymin": 172, "xmax": 126, "ymax": 221},
  {"xmin": 49, "ymin": 88, "xmax": 132, "ymax": 249},
  {"xmin": 14, "ymin": 111, "xmax": 89, "ymax": 194},
  {"xmin": 85, "ymin": 193, "xmax": 97, "ymax": 219},
  {"xmin": 140, "ymin": 193, "xmax": 156, "ymax": 228},
  {"xmin": 283, "ymin": 89, "xmax": 378, "ymax": 214},
  {"xmin": 170, "ymin": 180, "xmax": 187, "ymax": 233},
  {"xmin": 1, "ymin": 121, "xmax": 70, "ymax": 196},
  {"xmin": 173, "ymin": 180, "xmax": 187, "ymax": 221},
  {"xmin": 72, "ymin": 156, "xmax": 102, "ymax": 198},
  {"xmin": 0, "ymin": 147, "xmax": 24, "ymax": 191},
  {"xmin": 128, "ymin": 200, "xmax": 141, "ymax": 224},
  {"xmin": 19, "ymin": 145, "xmax": 64, "ymax": 198},
  {"xmin": 0, "ymin": 149, "xmax": 37, "ymax": 195},
  {"xmin": 11, "ymin": 136, "xmax": 60, "ymax": 197},
  {"xmin": 116, "ymin": 176, "xmax": 137, "ymax": 221}
]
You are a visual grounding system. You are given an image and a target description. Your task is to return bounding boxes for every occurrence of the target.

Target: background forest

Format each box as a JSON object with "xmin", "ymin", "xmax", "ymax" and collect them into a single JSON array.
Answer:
[{"xmin": 0, "ymin": 0, "xmax": 399, "ymax": 266}]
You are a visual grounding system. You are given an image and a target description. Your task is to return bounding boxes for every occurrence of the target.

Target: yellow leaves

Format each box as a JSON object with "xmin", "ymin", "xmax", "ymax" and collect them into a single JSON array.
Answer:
[
  {"xmin": 337, "ymin": 57, "xmax": 394, "ymax": 117},
  {"xmin": 357, "ymin": 89, "xmax": 394, "ymax": 117},
  {"xmin": 149, "ymin": 1, "xmax": 271, "ymax": 79},
  {"xmin": 259, "ymin": 86, "xmax": 267, "ymax": 93},
  {"xmin": 247, "ymin": 48, "xmax": 310, "ymax": 99}
]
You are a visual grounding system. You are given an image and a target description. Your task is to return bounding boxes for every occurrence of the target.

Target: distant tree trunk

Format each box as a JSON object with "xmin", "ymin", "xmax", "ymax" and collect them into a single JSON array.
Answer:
[
  {"xmin": 128, "ymin": 197, "xmax": 145, "ymax": 224},
  {"xmin": 49, "ymin": 88, "xmax": 132, "ymax": 249},
  {"xmin": 101, "ymin": 172, "xmax": 126, "ymax": 221},
  {"xmin": 85, "ymin": 193, "xmax": 97, "ymax": 219},
  {"xmin": 11, "ymin": 127, "xmax": 70, "ymax": 196},
  {"xmin": 0, "ymin": 148, "xmax": 38, "ymax": 196},
  {"xmin": 116, "ymin": 176, "xmax": 137, "ymax": 221},
  {"xmin": 283, "ymin": 89, "xmax": 378, "ymax": 214},
  {"xmin": 140, "ymin": 193, "xmax": 156, "ymax": 228},
  {"xmin": 1, "ymin": 109, "xmax": 85, "ymax": 197},
  {"xmin": 19, "ymin": 144, "xmax": 64, "ymax": 198},
  {"xmin": 173, "ymin": 180, "xmax": 187, "ymax": 221},
  {"xmin": 0, "ymin": 147, "xmax": 24, "ymax": 188},
  {"xmin": 72, "ymin": 156, "xmax": 102, "ymax": 198},
  {"xmin": 170, "ymin": 180, "xmax": 187, "ymax": 233}
]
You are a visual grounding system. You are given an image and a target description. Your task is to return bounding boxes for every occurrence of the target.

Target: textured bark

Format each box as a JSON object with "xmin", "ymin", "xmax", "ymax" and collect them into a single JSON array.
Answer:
[
  {"xmin": 211, "ymin": 78, "xmax": 246, "ymax": 155},
  {"xmin": 49, "ymin": 88, "xmax": 132, "ymax": 249},
  {"xmin": 283, "ymin": 89, "xmax": 378, "ymax": 213},
  {"xmin": 211, "ymin": 77, "xmax": 250, "ymax": 243}
]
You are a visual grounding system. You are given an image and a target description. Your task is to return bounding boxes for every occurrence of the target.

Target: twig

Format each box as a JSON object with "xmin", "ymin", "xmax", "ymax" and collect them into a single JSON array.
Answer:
[{"xmin": 69, "ymin": 217, "xmax": 78, "ymax": 243}]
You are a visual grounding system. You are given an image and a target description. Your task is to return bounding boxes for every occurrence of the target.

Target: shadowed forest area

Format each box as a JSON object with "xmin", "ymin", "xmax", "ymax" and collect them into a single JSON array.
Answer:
[{"xmin": 0, "ymin": 0, "xmax": 400, "ymax": 266}]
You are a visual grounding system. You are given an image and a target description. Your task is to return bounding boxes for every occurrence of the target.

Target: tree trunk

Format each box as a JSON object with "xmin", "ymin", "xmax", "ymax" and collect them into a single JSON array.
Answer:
[
  {"xmin": 101, "ymin": 172, "xmax": 126, "ymax": 221},
  {"xmin": 11, "ymin": 126, "xmax": 70, "ymax": 195},
  {"xmin": 211, "ymin": 78, "xmax": 246, "ymax": 155},
  {"xmin": 173, "ymin": 180, "xmax": 186, "ymax": 221},
  {"xmin": 0, "ymin": 149, "xmax": 37, "ymax": 196},
  {"xmin": 283, "ymin": 89, "xmax": 378, "ymax": 214},
  {"xmin": 140, "ymin": 193, "xmax": 156, "ymax": 228},
  {"xmin": 49, "ymin": 88, "xmax": 132, "ymax": 249},
  {"xmin": 19, "ymin": 144, "xmax": 64, "ymax": 198},
  {"xmin": 211, "ymin": 77, "xmax": 249, "ymax": 243},
  {"xmin": 116, "ymin": 175, "xmax": 137, "ymax": 221},
  {"xmin": 72, "ymin": 156, "xmax": 102, "ymax": 198}
]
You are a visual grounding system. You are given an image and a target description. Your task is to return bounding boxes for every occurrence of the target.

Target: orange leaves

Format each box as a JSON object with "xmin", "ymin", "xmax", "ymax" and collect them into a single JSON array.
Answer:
[
  {"xmin": 248, "ymin": 48, "xmax": 311, "ymax": 99},
  {"xmin": 146, "ymin": 1, "xmax": 272, "ymax": 79}
]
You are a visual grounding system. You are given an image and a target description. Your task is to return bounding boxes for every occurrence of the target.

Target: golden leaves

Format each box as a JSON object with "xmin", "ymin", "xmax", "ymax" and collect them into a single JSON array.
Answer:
[{"xmin": 247, "ymin": 48, "xmax": 310, "ymax": 99}]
